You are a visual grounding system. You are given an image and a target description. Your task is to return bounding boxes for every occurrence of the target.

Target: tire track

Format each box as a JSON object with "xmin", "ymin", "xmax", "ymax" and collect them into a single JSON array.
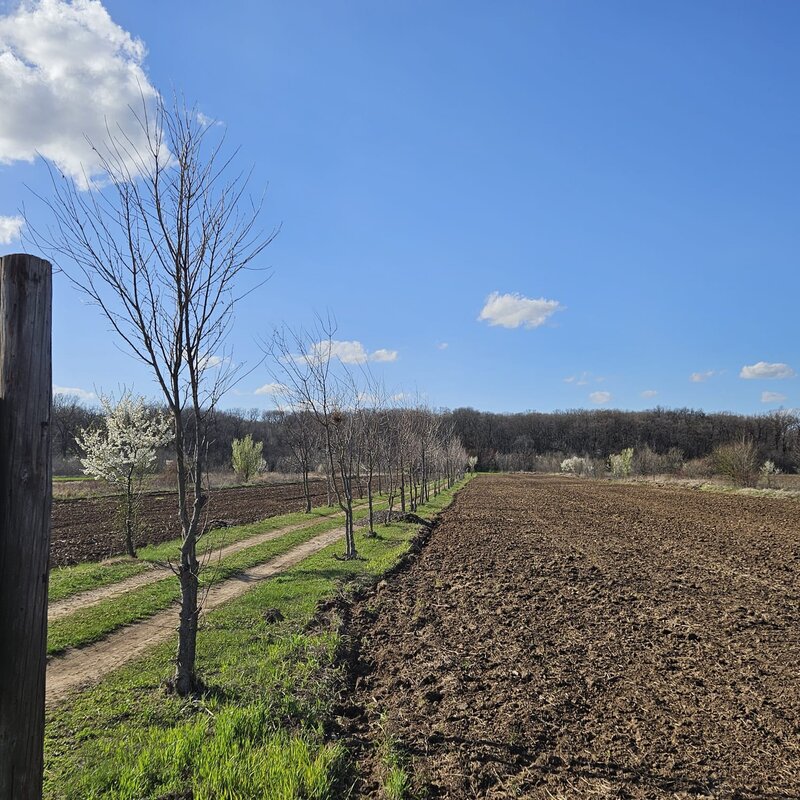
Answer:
[{"xmin": 46, "ymin": 525, "xmax": 345, "ymax": 707}]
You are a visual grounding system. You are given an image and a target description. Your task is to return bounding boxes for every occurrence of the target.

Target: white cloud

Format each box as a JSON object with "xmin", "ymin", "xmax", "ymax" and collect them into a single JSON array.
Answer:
[
  {"xmin": 196, "ymin": 111, "xmax": 222, "ymax": 128},
  {"xmin": 589, "ymin": 391, "xmax": 611, "ymax": 405},
  {"xmin": 761, "ymin": 391, "xmax": 787, "ymax": 404},
  {"xmin": 53, "ymin": 384, "xmax": 95, "ymax": 401},
  {"xmin": 0, "ymin": 214, "xmax": 24, "ymax": 243},
  {"xmin": 740, "ymin": 361, "xmax": 796, "ymax": 380},
  {"xmin": 641, "ymin": 389, "xmax": 658, "ymax": 398},
  {"xmin": 198, "ymin": 354, "xmax": 224, "ymax": 370},
  {"xmin": 370, "ymin": 348, "xmax": 398, "ymax": 363},
  {"xmin": 254, "ymin": 382, "xmax": 287, "ymax": 396},
  {"xmin": 296, "ymin": 340, "xmax": 397, "ymax": 366},
  {"xmin": 478, "ymin": 291, "xmax": 563, "ymax": 330},
  {"xmin": 0, "ymin": 0, "xmax": 159, "ymax": 188},
  {"xmin": 690, "ymin": 370, "xmax": 717, "ymax": 383},
  {"xmin": 312, "ymin": 340, "xmax": 368, "ymax": 364},
  {"xmin": 436, "ymin": 342, "xmax": 449, "ymax": 350}
]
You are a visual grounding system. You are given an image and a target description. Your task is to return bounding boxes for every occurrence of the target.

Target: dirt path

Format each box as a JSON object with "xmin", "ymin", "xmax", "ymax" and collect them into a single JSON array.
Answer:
[
  {"xmin": 46, "ymin": 525, "xmax": 346, "ymax": 708},
  {"xmin": 48, "ymin": 508, "xmax": 352, "ymax": 622},
  {"xmin": 341, "ymin": 474, "xmax": 800, "ymax": 799}
]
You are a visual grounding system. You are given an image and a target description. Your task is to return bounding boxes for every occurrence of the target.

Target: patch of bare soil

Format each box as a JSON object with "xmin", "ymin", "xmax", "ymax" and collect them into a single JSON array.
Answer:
[
  {"xmin": 339, "ymin": 474, "xmax": 800, "ymax": 799},
  {"xmin": 50, "ymin": 480, "xmax": 331, "ymax": 566}
]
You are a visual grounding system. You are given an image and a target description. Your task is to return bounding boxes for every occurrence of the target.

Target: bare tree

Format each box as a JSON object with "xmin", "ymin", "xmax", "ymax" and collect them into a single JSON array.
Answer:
[
  {"xmin": 33, "ymin": 96, "xmax": 275, "ymax": 695},
  {"xmin": 269, "ymin": 320, "xmax": 360, "ymax": 559},
  {"xmin": 355, "ymin": 380, "xmax": 385, "ymax": 536},
  {"xmin": 279, "ymin": 407, "xmax": 319, "ymax": 513}
]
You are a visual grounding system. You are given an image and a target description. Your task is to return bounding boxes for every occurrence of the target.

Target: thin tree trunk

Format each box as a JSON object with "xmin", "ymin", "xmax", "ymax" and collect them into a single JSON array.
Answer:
[
  {"xmin": 302, "ymin": 466, "xmax": 311, "ymax": 513},
  {"xmin": 400, "ymin": 453, "xmax": 406, "ymax": 512},
  {"xmin": 367, "ymin": 466, "xmax": 374, "ymax": 535},
  {"xmin": 124, "ymin": 472, "xmax": 136, "ymax": 558}
]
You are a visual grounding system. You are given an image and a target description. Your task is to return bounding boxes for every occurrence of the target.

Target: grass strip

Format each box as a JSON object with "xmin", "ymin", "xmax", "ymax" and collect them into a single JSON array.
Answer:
[
  {"xmin": 44, "ymin": 478, "xmax": 469, "ymax": 800},
  {"xmin": 47, "ymin": 496, "xmax": 396, "ymax": 655},
  {"xmin": 48, "ymin": 560, "xmax": 153, "ymax": 604},
  {"xmin": 49, "ymin": 502, "xmax": 356, "ymax": 604}
]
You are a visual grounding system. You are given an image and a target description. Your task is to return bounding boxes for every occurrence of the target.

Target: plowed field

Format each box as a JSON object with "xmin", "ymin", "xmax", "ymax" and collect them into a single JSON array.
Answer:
[
  {"xmin": 342, "ymin": 474, "xmax": 800, "ymax": 799},
  {"xmin": 50, "ymin": 480, "xmax": 330, "ymax": 566}
]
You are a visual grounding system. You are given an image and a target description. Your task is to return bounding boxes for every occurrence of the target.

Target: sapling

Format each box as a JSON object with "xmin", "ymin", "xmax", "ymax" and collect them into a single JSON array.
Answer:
[{"xmin": 231, "ymin": 434, "xmax": 264, "ymax": 484}]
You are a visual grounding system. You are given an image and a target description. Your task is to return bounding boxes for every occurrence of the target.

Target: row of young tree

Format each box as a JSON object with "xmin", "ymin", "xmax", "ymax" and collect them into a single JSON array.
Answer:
[{"xmin": 39, "ymin": 87, "xmax": 469, "ymax": 695}]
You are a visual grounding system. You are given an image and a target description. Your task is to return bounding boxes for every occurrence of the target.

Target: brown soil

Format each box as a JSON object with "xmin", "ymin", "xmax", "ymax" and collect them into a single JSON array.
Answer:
[
  {"xmin": 50, "ymin": 479, "xmax": 332, "ymax": 566},
  {"xmin": 46, "ymin": 524, "xmax": 346, "ymax": 707},
  {"xmin": 340, "ymin": 474, "xmax": 800, "ymax": 799}
]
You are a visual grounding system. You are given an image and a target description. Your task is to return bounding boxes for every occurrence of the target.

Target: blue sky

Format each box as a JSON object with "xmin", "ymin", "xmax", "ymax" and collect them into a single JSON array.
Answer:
[{"xmin": 1, "ymin": 0, "xmax": 798, "ymax": 413}]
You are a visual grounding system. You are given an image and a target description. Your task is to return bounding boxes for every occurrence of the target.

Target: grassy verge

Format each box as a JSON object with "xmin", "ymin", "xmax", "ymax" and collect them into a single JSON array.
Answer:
[
  {"xmin": 49, "ymin": 560, "xmax": 153, "ymax": 604},
  {"xmin": 44, "ymin": 478, "xmax": 469, "ymax": 800},
  {"xmin": 47, "ymin": 499, "xmax": 389, "ymax": 655},
  {"xmin": 49, "ymin": 502, "xmax": 357, "ymax": 604}
]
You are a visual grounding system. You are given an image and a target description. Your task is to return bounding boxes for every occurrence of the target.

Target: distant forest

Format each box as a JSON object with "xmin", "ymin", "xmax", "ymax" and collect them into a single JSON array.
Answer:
[{"xmin": 53, "ymin": 395, "xmax": 799, "ymax": 475}]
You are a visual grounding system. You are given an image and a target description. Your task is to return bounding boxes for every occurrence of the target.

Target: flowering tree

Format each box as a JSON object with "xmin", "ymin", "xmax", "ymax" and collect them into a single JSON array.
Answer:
[{"xmin": 78, "ymin": 392, "xmax": 172, "ymax": 557}]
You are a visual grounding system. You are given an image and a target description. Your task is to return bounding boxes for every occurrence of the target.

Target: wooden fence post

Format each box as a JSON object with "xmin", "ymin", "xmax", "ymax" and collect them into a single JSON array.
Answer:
[{"xmin": 0, "ymin": 254, "xmax": 52, "ymax": 800}]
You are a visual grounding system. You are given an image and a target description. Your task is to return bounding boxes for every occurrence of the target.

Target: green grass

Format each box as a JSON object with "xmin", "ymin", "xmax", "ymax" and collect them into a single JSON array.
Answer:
[
  {"xmin": 49, "ymin": 502, "xmax": 356, "ymax": 605},
  {"xmin": 379, "ymin": 726, "xmax": 411, "ymax": 800},
  {"xmin": 44, "ymin": 479, "xmax": 469, "ymax": 800},
  {"xmin": 48, "ymin": 505, "xmax": 375, "ymax": 655},
  {"xmin": 49, "ymin": 560, "xmax": 153, "ymax": 603}
]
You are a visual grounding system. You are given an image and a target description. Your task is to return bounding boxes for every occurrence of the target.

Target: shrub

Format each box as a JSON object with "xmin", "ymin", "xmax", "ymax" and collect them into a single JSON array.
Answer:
[
  {"xmin": 560, "ymin": 455, "xmax": 592, "ymax": 476},
  {"xmin": 608, "ymin": 447, "xmax": 634, "ymax": 478},
  {"xmin": 633, "ymin": 444, "xmax": 684, "ymax": 476},
  {"xmin": 760, "ymin": 459, "xmax": 781, "ymax": 488},
  {"xmin": 231, "ymin": 434, "xmax": 264, "ymax": 483},
  {"xmin": 712, "ymin": 438, "xmax": 760, "ymax": 487}
]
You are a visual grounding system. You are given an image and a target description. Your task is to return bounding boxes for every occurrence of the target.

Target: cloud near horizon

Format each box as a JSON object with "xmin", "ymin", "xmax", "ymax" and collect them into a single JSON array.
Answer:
[
  {"xmin": 478, "ymin": 291, "xmax": 563, "ymax": 329},
  {"xmin": 300, "ymin": 340, "xmax": 398, "ymax": 365},
  {"xmin": 0, "ymin": 0, "xmax": 159, "ymax": 188},
  {"xmin": 761, "ymin": 391, "xmax": 787, "ymax": 404},
  {"xmin": 53, "ymin": 384, "xmax": 95, "ymax": 401},
  {"xmin": 641, "ymin": 389, "xmax": 658, "ymax": 399},
  {"xmin": 589, "ymin": 391, "xmax": 611, "ymax": 405},
  {"xmin": 740, "ymin": 361, "xmax": 795, "ymax": 380},
  {"xmin": 254, "ymin": 382, "xmax": 287, "ymax": 396}
]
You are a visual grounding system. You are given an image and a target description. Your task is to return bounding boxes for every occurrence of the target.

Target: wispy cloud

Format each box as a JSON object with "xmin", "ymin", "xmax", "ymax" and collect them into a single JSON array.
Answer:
[
  {"xmin": 0, "ymin": 0, "xmax": 159, "ymax": 188},
  {"xmin": 478, "ymin": 291, "xmax": 563, "ymax": 329},
  {"xmin": 565, "ymin": 371, "xmax": 604, "ymax": 387},
  {"xmin": 370, "ymin": 348, "xmax": 398, "ymax": 363},
  {"xmin": 53, "ymin": 384, "xmax": 95, "ymax": 401},
  {"xmin": 761, "ymin": 391, "xmax": 787, "ymax": 404},
  {"xmin": 740, "ymin": 361, "xmax": 795, "ymax": 380},
  {"xmin": 690, "ymin": 370, "xmax": 718, "ymax": 383},
  {"xmin": 641, "ymin": 389, "xmax": 658, "ymax": 399},
  {"xmin": 196, "ymin": 111, "xmax": 222, "ymax": 127},
  {"xmin": 436, "ymin": 342, "xmax": 449, "ymax": 350},
  {"xmin": 589, "ymin": 391, "xmax": 611, "ymax": 405},
  {"xmin": 0, "ymin": 215, "xmax": 24, "ymax": 244},
  {"xmin": 254, "ymin": 382, "xmax": 287, "ymax": 396}
]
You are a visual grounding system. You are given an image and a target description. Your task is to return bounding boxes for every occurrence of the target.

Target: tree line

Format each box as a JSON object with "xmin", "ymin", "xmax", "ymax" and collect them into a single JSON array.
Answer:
[
  {"xmin": 55, "ymin": 397, "xmax": 800, "ymax": 483},
  {"xmin": 447, "ymin": 406, "xmax": 800, "ymax": 472}
]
